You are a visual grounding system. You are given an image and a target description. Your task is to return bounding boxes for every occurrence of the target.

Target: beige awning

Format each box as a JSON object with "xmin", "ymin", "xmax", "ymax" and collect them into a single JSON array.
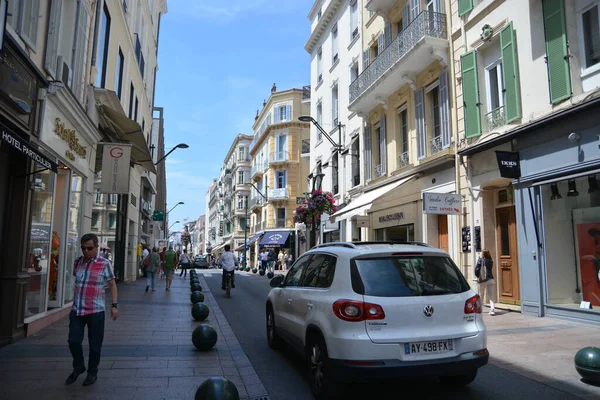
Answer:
[{"xmin": 94, "ymin": 88, "xmax": 157, "ymax": 174}]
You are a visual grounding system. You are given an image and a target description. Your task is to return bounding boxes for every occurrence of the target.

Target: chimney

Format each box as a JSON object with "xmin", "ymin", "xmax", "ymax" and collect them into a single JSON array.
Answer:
[
  {"xmin": 263, "ymin": 99, "xmax": 267, "ymax": 107},
  {"xmin": 271, "ymin": 83, "xmax": 277, "ymax": 93},
  {"xmin": 255, "ymin": 110, "xmax": 259, "ymax": 121}
]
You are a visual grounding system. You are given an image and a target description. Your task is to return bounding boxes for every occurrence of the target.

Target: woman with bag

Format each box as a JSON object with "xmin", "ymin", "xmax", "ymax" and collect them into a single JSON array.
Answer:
[
  {"xmin": 179, "ymin": 249, "xmax": 192, "ymax": 279},
  {"xmin": 475, "ymin": 249, "xmax": 496, "ymax": 316},
  {"xmin": 145, "ymin": 247, "xmax": 161, "ymax": 292}
]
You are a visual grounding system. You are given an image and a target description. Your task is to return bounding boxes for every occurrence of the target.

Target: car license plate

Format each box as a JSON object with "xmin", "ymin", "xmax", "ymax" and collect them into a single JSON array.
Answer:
[{"xmin": 404, "ymin": 340, "xmax": 453, "ymax": 355}]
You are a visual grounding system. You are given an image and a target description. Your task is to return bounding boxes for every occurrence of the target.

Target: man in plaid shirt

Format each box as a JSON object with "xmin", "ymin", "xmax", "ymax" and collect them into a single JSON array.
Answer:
[{"xmin": 66, "ymin": 233, "xmax": 119, "ymax": 386}]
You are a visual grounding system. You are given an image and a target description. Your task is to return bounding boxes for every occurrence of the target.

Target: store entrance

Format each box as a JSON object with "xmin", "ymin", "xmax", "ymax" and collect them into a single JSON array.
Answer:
[{"xmin": 496, "ymin": 206, "xmax": 520, "ymax": 304}]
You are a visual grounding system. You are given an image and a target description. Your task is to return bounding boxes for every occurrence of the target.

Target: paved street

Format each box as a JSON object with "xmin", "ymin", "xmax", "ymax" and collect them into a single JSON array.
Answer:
[{"xmin": 204, "ymin": 270, "xmax": 600, "ymax": 400}]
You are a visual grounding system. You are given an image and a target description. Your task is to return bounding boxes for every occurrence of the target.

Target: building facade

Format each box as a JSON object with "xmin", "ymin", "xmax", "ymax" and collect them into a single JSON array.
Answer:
[
  {"xmin": 248, "ymin": 86, "xmax": 311, "ymax": 267},
  {"xmin": 305, "ymin": 0, "xmax": 366, "ymax": 244}
]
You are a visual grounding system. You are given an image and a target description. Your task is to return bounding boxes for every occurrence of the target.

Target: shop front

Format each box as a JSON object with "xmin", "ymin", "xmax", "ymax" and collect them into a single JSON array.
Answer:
[
  {"xmin": 0, "ymin": 38, "xmax": 56, "ymax": 344},
  {"xmin": 515, "ymin": 103, "xmax": 600, "ymax": 323},
  {"xmin": 258, "ymin": 230, "xmax": 295, "ymax": 268},
  {"xmin": 23, "ymin": 81, "xmax": 101, "ymax": 333}
]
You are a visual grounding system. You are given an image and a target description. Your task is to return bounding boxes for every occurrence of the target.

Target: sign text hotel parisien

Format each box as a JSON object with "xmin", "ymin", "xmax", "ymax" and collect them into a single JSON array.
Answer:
[{"xmin": 423, "ymin": 192, "xmax": 461, "ymax": 215}]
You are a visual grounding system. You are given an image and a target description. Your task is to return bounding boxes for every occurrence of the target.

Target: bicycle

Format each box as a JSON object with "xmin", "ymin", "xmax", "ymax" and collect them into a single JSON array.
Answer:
[{"xmin": 224, "ymin": 271, "xmax": 233, "ymax": 298}]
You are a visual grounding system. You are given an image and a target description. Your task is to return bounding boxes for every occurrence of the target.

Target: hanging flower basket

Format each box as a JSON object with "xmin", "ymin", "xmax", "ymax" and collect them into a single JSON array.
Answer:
[{"xmin": 294, "ymin": 190, "xmax": 337, "ymax": 226}]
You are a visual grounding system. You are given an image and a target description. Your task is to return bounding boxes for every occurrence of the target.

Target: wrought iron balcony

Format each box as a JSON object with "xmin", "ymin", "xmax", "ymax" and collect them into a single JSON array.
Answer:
[
  {"xmin": 269, "ymin": 151, "xmax": 290, "ymax": 164},
  {"xmin": 302, "ymin": 85, "xmax": 311, "ymax": 102},
  {"xmin": 430, "ymin": 136, "xmax": 443, "ymax": 155},
  {"xmin": 398, "ymin": 151, "xmax": 409, "ymax": 168},
  {"xmin": 349, "ymin": 11, "xmax": 448, "ymax": 113},
  {"xmin": 374, "ymin": 164, "xmax": 385, "ymax": 178},
  {"xmin": 268, "ymin": 188, "xmax": 289, "ymax": 200},
  {"xmin": 484, "ymin": 106, "xmax": 506, "ymax": 133}
]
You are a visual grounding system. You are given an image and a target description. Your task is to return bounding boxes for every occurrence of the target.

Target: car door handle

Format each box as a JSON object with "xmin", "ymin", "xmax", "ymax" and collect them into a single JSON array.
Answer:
[
  {"xmin": 287, "ymin": 298, "xmax": 293, "ymax": 303},
  {"xmin": 307, "ymin": 303, "xmax": 314, "ymax": 310}
]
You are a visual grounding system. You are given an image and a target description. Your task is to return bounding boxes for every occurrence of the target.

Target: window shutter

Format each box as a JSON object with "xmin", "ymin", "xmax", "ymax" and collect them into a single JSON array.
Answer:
[
  {"xmin": 363, "ymin": 49, "xmax": 370, "ymax": 70},
  {"xmin": 500, "ymin": 22, "xmax": 522, "ymax": 123},
  {"xmin": 380, "ymin": 115, "xmax": 387, "ymax": 174},
  {"xmin": 73, "ymin": 1, "xmax": 90, "ymax": 101},
  {"xmin": 415, "ymin": 88, "xmax": 426, "ymax": 158},
  {"xmin": 439, "ymin": 69, "xmax": 451, "ymax": 148},
  {"xmin": 285, "ymin": 104, "xmax": 291, "ymax": 121},
  {"xmin": 364, "ymin": 123, "xmax": 372, "ymax": 181},
  {"xmin": 44, "ymin": 0, "xmax": 63, "ymax": 78},
  {"xmin": 542, "ymin": 0, "xmax": 571, "ymax": 104},
  {"xmin": 283, "ymin": 170, "xmax": 287, "ymax": 187},
  {"xmin": 20, "ymin": 0, "xmax": 40, "ymax": 51},
  {"xmin": 458, "ymin": 0, "xmax": 473, "ymax": 17},
  {"xmin": 384, "ymin": 23, "xmax": 392, "ymax": 47},
  {"xmin": 410, "ymin": 0, "xmax": 420, "ymax": 19},
  {"xmin": 378, "ymin": 33, "xmax": 385, "ymax": 52},
  {"xmin": 402, "ymin": 3, "xmax": 410, "ymax": 29},
  {"xmin": 460, "ymin": 51, "xmax": 482, "ymax": 138},
  {"xmin": 274, "ymin": 106, "xmax": 280, "ymax": 123}
]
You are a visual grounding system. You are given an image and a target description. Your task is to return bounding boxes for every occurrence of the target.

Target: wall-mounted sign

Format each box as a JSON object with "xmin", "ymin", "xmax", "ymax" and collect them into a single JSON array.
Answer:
[
  {"xmin": 474, "ymin": 226, "xmax": 481, "ymax": 252},
  {"xmin": 379, "ymin": 212, "xmax": 404, "ymax": 223},
  {"xmin": 296, "ymin": 197, "xmax": 306, "ymax": 204},
  {"xmin": 495, "ymin": 151, "xmax": 521, "ymax": 179},
  {"xmin": 0, "ymin": 122, "xmax": 57, "ymax": 172},
  {"xmin": 462, "ymin": 226, "xmax": 471, "ymax": 252},
  {"xmin": 0, "ymin": 42, "xmax": 36, "ymax": 126},
  {"xmin": 55, "ymin": 118, "xmax": 86, "ymax": 159},
  {"xmin": 423, "ymin": 192, "xmax": 461, "ymax": 215},
  {"xmin": 100, "ymin": 143, "xmax": 131, "ymax": 194}
]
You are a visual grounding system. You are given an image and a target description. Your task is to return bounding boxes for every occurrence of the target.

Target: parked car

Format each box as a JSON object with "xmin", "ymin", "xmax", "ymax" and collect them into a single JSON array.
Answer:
[
  {"xmin": 194, "ymin": 255, "xmax": 209, "ymax": 269},
  {"xmin": 265, "ymin": 241, "xmax": 488, "ymax": 399}
]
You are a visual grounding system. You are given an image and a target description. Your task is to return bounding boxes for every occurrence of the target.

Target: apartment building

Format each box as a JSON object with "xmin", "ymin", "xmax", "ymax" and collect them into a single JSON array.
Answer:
[
  {"xmin": 248, "ymin": 85, "xmax": 311, "ymax": 267},
  {"xmin": 205, "ymin": 180, "xmax": 219, "ymax": 259},
  {"xmin": 305, "ymin": 0, "xmax": 366, "ymax": 244},
  {"xmin": 452, "ymin": 0, "xmax": 600, "ymax": 323},
  {"xmin": 330, "ymin": 0, "xmax": 460, "ymax": 264}
]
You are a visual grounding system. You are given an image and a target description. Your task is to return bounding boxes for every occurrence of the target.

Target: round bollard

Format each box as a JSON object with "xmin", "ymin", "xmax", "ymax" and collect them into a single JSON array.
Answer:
[
  {"xmin": 252, "ymin": 268, "xmax": 257, "ymax": 274},
  {"xmin": 191, "ymin": 291, "xmax": 205, "ymax": 304},
  {"xmin": 195, "ymin": 377, "xmax": 239, "ymax": 400},
  {"xmin": 575, "ymin": 347, "xmax": 600, "ymax": 383},
  {"xmin": 191, "ymin": 303, "xmax": 210, "ymax": 321},
  {"xmin": 267, "ymin": 271, "xmax": 274, "ymax": 279},
  {"xmin": 192, "ymin": 324, "xmax": 218, "ymax": 351},
  {"xmin": 259, "ymin": 269, "xmax": 265, "ymax": 276},
  {"xmin": 191, "ymin": 283, "xmax": 202, "ymax": 292}
]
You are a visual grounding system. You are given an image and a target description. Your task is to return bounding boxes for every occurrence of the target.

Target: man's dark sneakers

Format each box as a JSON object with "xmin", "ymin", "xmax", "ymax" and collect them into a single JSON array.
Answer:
[
  {"xmin": 145, "ymin": 285, "xmax": 149, "ymax": 292},
  {"xmin": 65, "ymin": 367, "xmax": 86, "ymax": 385},
  {"xmin": 82, "ymin": 374, "xmax": 97, "ymax": 386}
]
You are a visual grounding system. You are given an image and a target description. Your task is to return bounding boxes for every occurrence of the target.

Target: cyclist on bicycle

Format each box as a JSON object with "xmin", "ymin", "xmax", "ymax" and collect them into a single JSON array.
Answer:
[{"xmin": 218, "ymin": 245, "xmax": 238, "ymax": 290}]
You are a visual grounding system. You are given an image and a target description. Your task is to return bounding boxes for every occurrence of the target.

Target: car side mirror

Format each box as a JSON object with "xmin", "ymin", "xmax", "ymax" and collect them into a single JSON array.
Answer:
[{"xmin": 270, "ymin": 275, "xmax": 285, "ymax": 288}]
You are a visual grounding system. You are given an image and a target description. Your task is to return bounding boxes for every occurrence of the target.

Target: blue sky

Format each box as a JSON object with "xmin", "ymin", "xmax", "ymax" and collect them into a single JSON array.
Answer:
[{"xmin": 154, "ymin": 0, "xmax": 313, "ymax": 233}]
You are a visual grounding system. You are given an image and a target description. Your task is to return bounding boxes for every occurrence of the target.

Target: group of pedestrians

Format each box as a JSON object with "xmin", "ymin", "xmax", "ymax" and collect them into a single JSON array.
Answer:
[
  {"xmin": 141, "ymin": 246, "xmax": 182, "ymax": 291},
  {"xmin": 259, "ymin": 248, "xmax": 292, "ymax": 272}
]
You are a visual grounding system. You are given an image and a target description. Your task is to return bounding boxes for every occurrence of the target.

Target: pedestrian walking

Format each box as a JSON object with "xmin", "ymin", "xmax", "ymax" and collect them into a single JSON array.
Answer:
[
  {"xmin": 145, "ymin": 247, "xmax": 160, "ymax": 292},
  {"xmin": 277, "ymin": 250, "xmax": 285, "ymax": 271},
  {"xmin": 164, "ymin": 246, "xmax": 178, "ymax": 291},
  {"xmin": 66, "ymin": 233, "xmax": 118, "ymax": 387},
  {"xmin": 476, "ymin": 249, "xmax": 496, "ymax": 316},
  {"xmin": 179, "ymin": 249, "xmax": 192, "ymax": 278},
  {"xmin": 286, "ymin": 252, "xmax": 293, "ymax": 270},
  {"xmin": 267, "ymin": 249, "xmax": 276, "ymax": 273},
  {"xmin": 260, "ymin": 249, "xmax": 268, "ymax": 271},
  {"xmin": 159, "ymin": 247, "xmax": 166, "ymax": 279}
]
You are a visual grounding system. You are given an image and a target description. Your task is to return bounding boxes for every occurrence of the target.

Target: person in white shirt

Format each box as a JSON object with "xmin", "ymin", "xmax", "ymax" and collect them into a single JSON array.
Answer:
[
  {"xmin": 218, "ymin": 245, "xmax": 238, "ymax": 290},
  {"xmin": 179, "ymin": 249, "xmax": 192, "ymax": 278},
  {"xmin": 259, "ymin": 250, "xmax": 268, "ymax": 271}
]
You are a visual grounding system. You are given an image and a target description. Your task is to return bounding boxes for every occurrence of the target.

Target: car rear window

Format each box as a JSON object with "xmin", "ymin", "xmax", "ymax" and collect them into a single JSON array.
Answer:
[{"xmin": 352, "ymin": 256, "xmax": 470, "ymax": 297}]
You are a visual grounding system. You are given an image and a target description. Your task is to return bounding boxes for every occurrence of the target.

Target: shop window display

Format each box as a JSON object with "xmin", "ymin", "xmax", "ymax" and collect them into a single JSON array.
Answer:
[
  {"xmin": 543, "ymin": 175, "xmax": 600, "ymax": 311},
  {"xmin": 375, "ymin": 224, "xmax": 415, "ymax": 242}
]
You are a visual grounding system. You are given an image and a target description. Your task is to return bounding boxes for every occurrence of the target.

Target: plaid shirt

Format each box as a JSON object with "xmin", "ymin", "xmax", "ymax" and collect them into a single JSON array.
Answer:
[{"xmin": 72, "ymin": 255, "xmax": 115, "ymax": 316}]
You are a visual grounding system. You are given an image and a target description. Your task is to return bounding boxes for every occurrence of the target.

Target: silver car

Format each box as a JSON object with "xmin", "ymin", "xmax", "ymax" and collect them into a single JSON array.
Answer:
[{"xmin": 265, "ymin": 242, "xmax": 488, "ymax": 399}]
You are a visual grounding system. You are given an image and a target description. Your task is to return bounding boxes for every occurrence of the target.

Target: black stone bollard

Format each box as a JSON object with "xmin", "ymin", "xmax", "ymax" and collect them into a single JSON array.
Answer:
[
  {"xmin": 194, "ymin": 377, "xmax": 239, "ymax": 400},
  {"xmin": 252, "ymin": 268, "xmax": 257, "ymax": 274},
  {"xmin": 191, "ymin": 303, "xmax": 210, "ymax": 321},
  {"xmin": 575, "ymin": 347, "xmax": 600, "ymax": 384},
  {"xmin": 192, "ymin": 324, "xmax": 218, "ymax": 351},
  {"xmin": 191, "ymin": 283, "xmax": 202, "ymax": 292},
  {"xmin": 259, "ymin": 269, "xmax": 265, "ymax": 276},
  {"xmin": 191, "ymin": 291, "xmax": 205, "ymax": 304},
  {"xmin": 267, "ymin": 271, "xmax": 274, "ymax": 279}
]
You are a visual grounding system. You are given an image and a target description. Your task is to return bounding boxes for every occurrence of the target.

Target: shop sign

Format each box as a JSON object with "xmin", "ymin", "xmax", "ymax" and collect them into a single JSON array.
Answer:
[
  {"xmin": 495, "ymin": 151, "xmax": 521, "ymax": 179},
  {"xmin": 0, "ymin": 42, "xmax": 36, "ymax": 126},
  {"xmin": 379, "ymin": 212, "xmax": 404, "ymax": 223},
  {"xmin": 100, "ymin": 143, "xmax": 131, "ymax": 194},
  {"xmin": 0, "ymin": 122, "xmax": 58, "ymax": 172},
  {"xmin": 54, "ymin": 118, "xmax": 87, "ymax": 161},
  {"xmin": 296, "ymin": 197, "xmax": 306, "ymax": 204},
  {"xmin": 423, "ymin": 192, "xmax": 461, "ymax": 215}
]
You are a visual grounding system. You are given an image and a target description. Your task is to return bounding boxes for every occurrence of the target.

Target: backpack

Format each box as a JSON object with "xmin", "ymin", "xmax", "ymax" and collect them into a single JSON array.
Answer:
[{"xmin": 475, "ymin": 257, "xmax": 488, "ymax": 283}]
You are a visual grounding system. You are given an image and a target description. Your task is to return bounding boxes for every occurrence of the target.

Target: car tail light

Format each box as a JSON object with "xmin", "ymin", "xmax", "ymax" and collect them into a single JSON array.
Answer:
[
  {"xmin": 333, "ymin": 300, "xmax": 385, "ymax": 322},
  {"xmin": 464, "ymin": 294, "xmax": 482, "ymax": 314}
]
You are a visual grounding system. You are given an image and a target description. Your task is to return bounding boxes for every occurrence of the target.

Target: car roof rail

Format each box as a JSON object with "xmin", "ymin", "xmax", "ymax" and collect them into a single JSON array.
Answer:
[
  {"xmin": 350, "ymin": 241, "xmax": 433, "ymax": 248},
  {"xmin": 392, "ymin": 241, "xmax": 433, "ymax": 248},
  {"xmin": 313, "ymin": 242, "xmax": 358, "ymax": 249}
]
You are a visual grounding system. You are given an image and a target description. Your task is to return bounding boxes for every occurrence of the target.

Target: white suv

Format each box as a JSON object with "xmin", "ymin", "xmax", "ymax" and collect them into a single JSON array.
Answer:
[{"xmin": 265, "ymin": 242, "xmax": 488, "ymax": 399}]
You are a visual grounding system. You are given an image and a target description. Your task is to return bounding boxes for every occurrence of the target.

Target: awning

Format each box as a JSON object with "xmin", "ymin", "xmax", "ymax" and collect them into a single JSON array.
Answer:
[
  {"xmin": 333, "ymin": 175, "xmax": 415, "ymax": 220},
  {"xmin": 94, "ymin": 88, "xmax": 156, "ymax": 174},
  {"xmin": 1, "ymin": 122, "xmax": 58, "ymax": 173},
  {"xmin": 235, "ymin": 232, "xmax": 264, "ymax": 251},
  {"xmin": 259, "ymin": 231, "xmax": 291, "ymax": 248}
]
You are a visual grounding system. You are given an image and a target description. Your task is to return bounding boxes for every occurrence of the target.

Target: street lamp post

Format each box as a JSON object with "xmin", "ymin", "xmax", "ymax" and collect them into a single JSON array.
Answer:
[
  {"xmin": 155, "ymin": 143, "xmax": 189, "ymax": 166},
  {"xmin": 244, "ymin": 183, "xmax": 268, "ymax": 270},
  {"xmin": 309, "ymin": 173, "xmax": 325, "ymax": 249},
  {"xmin": 164, "ymin": 201, "xmax": 184, "ymax": 239}
]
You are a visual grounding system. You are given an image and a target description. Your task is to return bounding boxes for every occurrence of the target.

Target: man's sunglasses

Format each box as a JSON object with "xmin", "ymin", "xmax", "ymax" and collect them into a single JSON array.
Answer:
[{"xmin": 81, "ymin": 246, "xmax": 96, "ymax": 251}]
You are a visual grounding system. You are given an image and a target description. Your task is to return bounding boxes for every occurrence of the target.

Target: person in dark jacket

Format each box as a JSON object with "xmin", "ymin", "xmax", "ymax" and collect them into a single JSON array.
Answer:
[{"xmin": 475, "ymin": 249, "xmax": 496, "ymax": 316}]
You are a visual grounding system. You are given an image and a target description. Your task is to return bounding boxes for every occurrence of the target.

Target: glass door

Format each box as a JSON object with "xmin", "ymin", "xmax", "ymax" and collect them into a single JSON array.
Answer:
[
  {"xmin": 48, "ymin": 168, "xmax": 71, "ymax": 309},
  {"xmin": 64, "ymin": 173, "xmax": 84, "ymax": 304}
]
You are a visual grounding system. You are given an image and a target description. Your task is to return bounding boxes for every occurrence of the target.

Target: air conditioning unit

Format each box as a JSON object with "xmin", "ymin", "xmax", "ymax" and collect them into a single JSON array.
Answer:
[{"xmin": 56, "ymin": 56, "xmax": 73, "ymax": 88}]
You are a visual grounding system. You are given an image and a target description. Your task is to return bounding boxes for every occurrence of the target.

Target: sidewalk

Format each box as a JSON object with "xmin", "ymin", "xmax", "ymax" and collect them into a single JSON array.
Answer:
[
  {"xmin": 0, "ymin": 271, "xmax": 268, "ymax": 400},
  {"xmin": 483, "ymin": 309, "xmax": 600, "ymax": 399}
]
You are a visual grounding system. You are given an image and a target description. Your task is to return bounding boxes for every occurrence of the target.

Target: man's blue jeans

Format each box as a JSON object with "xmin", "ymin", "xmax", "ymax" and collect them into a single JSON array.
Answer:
[
  {"xmin": 146, "ymin": 271, "xmax": 156, "ymax": 289},
  {"xmin": 68, "ymin": 310, "xmax": 105, "ymax": 375}
]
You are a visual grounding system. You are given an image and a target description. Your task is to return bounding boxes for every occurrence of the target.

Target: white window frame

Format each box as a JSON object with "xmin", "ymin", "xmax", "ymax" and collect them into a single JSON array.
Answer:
[
  {"xmin": 317, "ymin": 47, "xmax": 323, "ymax": 83},
  {"xmin": 276, "ymin": 207, "xmax": 286, "ymax": 228},
  {"xmin": 485, "ymin": 59, "xmax": 504, "ymax": 113},
  {"xmin": 350, "ymin": 0, "xmax": 359, "ymax": 40},
  {"xmin": 316, "ymin": 102, "xmax": 323, "ymax": 142},
  {"xmin": 397, "ymin": 104, "xmax": 409, "ymax": 153},
  {"xmin": 275, "ymin": 170, "xmax": 287, "ymax": 189},
  {"xmin": 331, "ymin": 84, "xmax": 339, "ymax": 125},
  {"xmin": 9, "ymin": 0, "xmax": 41, "ymax": 52},
  {"xmin": 426, "ymin": 81, "xmax": 441, "ymax": 139},
  {"xmin": 578, "ymin": 1, "xmax": 600, "ymax": 77},
  {"xmin": 331, "ymin": 23, "xmax": 339, "ymax": 64},
  {"xmin": 238, "ymin": 170, "xmax": 245, "ymax": 184},
  {"xmin": 95, "ymin": 192, "xmax": 102, "ymax": 204},
  {"xmin": 91, "ymin": 212, "xmax": 99, "ymax": 228}
]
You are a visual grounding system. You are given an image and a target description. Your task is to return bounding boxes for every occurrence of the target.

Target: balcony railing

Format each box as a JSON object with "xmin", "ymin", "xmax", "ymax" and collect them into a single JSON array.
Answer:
[
  {"xmin": 302, "ymin": 85, "xmax": 311, "ymax": 102},
  {"xmin": 349, "ymin": 11, "xmax": 447, "ymax": 104},
  {"xmin": 269, "ymin": 151, "xmax": 290, "ymax": 163},
  {"xmin": 375, "ymin": 164, "xmax": 385, "ymax": 178},
  {"xmin": 484, "ymin": 106, "xmax": 506, "ymax": 133},
  {"xmin": 268, "ymin": 188, "xmax": 289, "ymax": 200},
  {"xmin": 430, "ymin": 136, "xmax": 443, "ymax": 155},
  {"xmin": 250, "ymin": 197, "xmax": 264, "ymax": 209},
  {"xmin": 251, "ymin": 162, "xmax": 267, "ymax": 177},
  {"xmin": 398, "ymin": 151, "xmax": 409, "ymax": 168}
]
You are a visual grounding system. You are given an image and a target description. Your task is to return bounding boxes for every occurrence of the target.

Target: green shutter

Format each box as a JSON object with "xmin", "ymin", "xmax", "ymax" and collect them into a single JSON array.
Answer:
[
  {"xmin": 458, "ymin": 0, "xmax": 473, "ymax": 17},
  {"xmin": 542, "ymin": 0, "xmax": 571, "ymax": 104},
  {"xmin": 500, "ymin": 22, "xmax": 521, "ymax": 123},
  {"xmin": 460, "ymin": 51, "xmax": 481, "ymax": 138}
]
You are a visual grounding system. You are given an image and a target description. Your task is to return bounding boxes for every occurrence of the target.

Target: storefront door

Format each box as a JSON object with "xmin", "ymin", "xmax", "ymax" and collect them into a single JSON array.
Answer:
[
  {"xmin": 496, "ymin": 206, "xmax": 520, "ymax": 304},
  {"xmin": 438, "ymin": 215, "xmax": 448, "ymax": 252}
]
